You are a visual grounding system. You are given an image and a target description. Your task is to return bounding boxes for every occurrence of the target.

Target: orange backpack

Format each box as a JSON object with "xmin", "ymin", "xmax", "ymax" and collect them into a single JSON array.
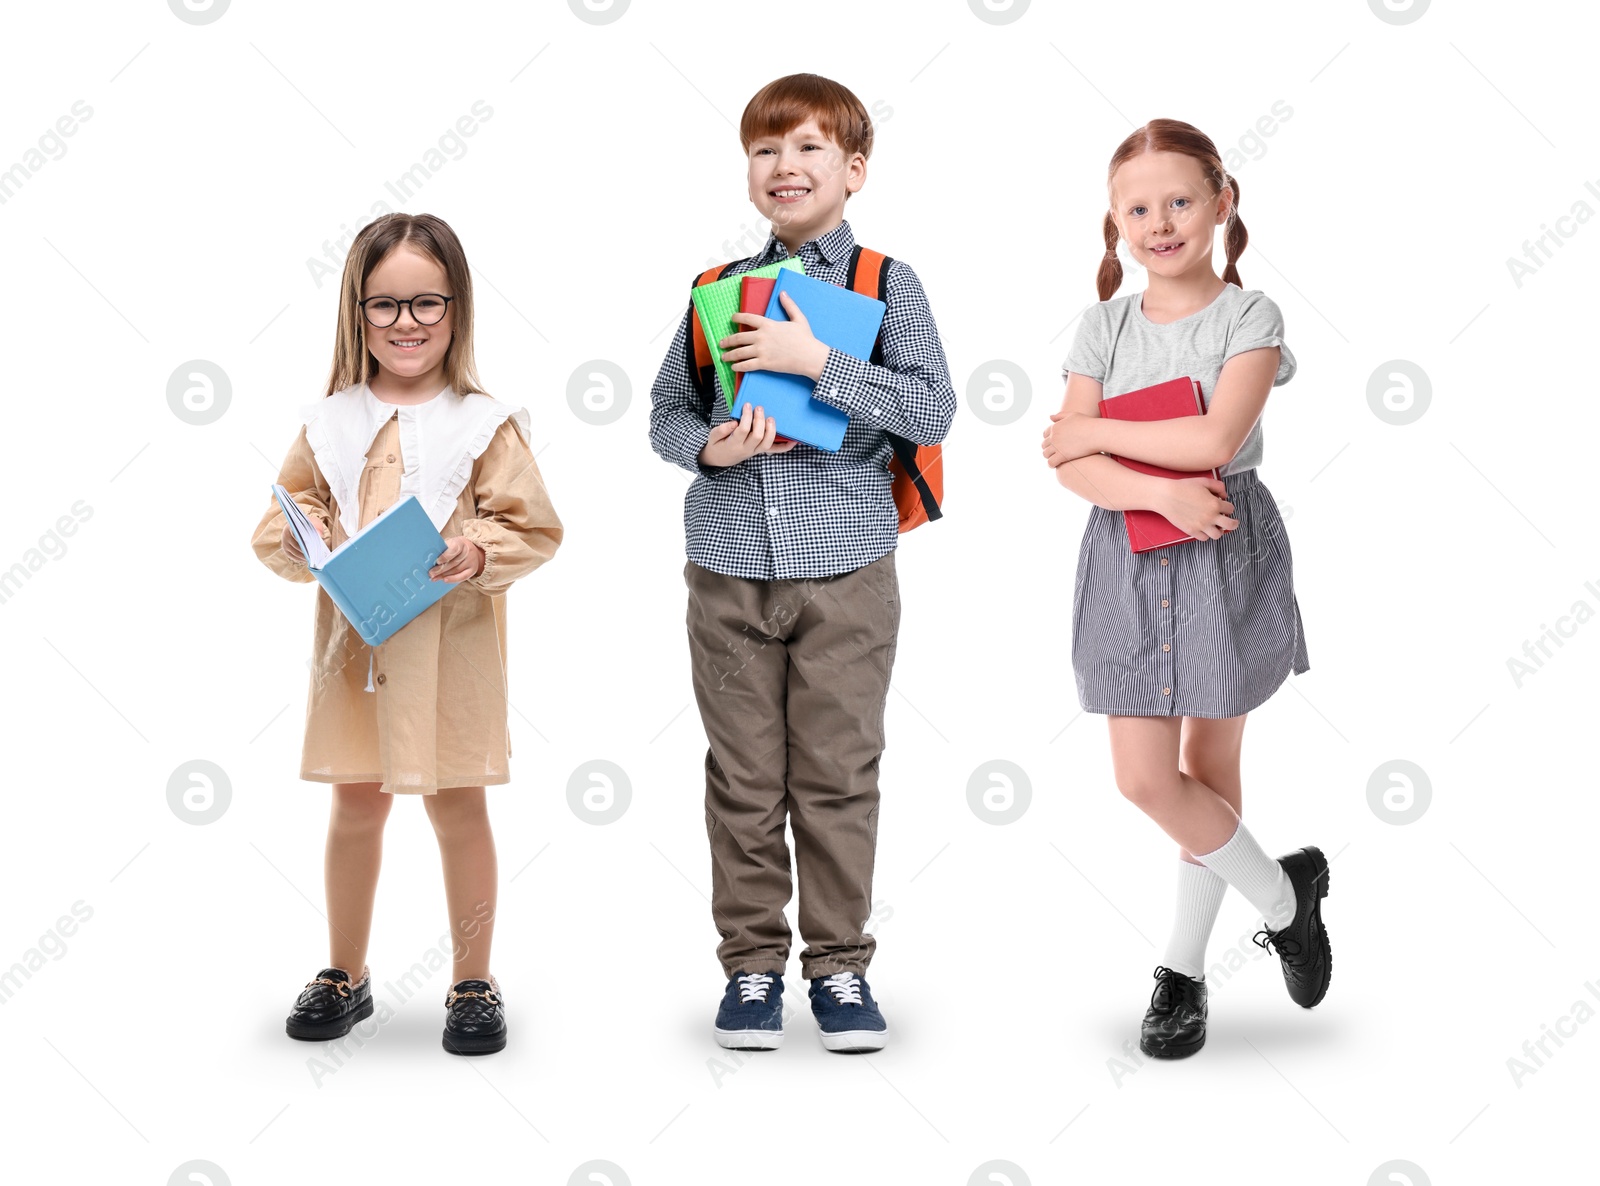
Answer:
[{"xmin": 688, "ymin": 244, "xmax": 944, "ymax": 533}]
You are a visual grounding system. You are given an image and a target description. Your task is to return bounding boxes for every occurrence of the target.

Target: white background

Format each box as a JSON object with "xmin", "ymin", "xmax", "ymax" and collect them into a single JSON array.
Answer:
[{"xmin": 2, "ymin": 0, "xmax": 1593, "ymax": 1183}]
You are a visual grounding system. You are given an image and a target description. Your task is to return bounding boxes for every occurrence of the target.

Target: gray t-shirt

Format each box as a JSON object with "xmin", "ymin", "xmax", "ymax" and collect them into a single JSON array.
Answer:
[{"xmin": 1063, "ymin": 283, "xmax": 1296, "ymax": 476}]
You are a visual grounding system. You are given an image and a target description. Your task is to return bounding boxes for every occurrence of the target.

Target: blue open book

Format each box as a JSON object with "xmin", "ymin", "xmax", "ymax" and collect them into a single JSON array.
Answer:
[
  {"xmin": 271, "ymin": 485, "xmax": 454, "ymax": 646},
  {"xmin": 733, "ymin": 268, "xmax": 887, "ymax": 452}
]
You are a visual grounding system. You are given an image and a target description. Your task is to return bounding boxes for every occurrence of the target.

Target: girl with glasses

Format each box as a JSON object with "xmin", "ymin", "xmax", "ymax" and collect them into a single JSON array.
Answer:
[{"xmin": 250, "ymin": 212, "xmax": 564, "ymax": 1055}]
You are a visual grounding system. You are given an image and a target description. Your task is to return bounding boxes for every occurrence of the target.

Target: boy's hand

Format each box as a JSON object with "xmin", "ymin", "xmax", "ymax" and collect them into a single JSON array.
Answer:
[
  {"xmin": 1041, "ymin": 409, "xmax": 1097, "ymax": 467},
  {"xmin": 431, "ymin": 536, "xmax": 486, "ymax": 582},
  {"xmin": 720, "ymin": 291, "xmax": 830, "ymax": 381},
  {"xmin": 1159, "ymin": 477, "xmax": 1238, "ymax": 541},
  {"xmin": 699, "ymin": 402, "xmax": 798, "ymax": 467}
]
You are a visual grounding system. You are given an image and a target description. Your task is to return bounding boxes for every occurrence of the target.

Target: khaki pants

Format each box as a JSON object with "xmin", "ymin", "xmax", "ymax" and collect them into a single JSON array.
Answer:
[{"xmin": 684, "ymin": 551, "xmax": 900, "ymax": 980}]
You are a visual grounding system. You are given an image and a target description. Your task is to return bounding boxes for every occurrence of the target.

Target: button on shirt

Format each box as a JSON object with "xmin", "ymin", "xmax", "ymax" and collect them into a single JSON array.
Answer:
[{"xmin": 647, "ymin": 219, "xmax": 956, "ymax": 580}]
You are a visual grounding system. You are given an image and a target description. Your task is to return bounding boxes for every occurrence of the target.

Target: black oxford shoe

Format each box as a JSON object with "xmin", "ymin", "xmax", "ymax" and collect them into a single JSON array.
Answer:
[
  {"xmin": 443, "ymin": 977, "xmax": 506, "ymax": 1055},
  {"xmin": 1253, "ymin": 846, "xmax": 1333, "ymax": 1008},
  {"xmin": 1139, "ymin": 966, "xmax": 1208, "ymax": 1058},
  {"xmin": 286, "ymin": 966, "xmax": 373, "ymax": 1040}
]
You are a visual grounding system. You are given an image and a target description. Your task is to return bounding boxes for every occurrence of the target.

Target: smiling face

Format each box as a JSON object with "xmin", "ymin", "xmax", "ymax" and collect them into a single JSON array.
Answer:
[
  {"xmin": 360, "ymin": 244, "xmax": 453, "ymax": 392},
  {"xmin": 1108, "ymin": 151, "xmax": 1231, "ymax": 277},
  {"xmin": 746, "ymin": 118, "xmax": 865, "ymax": 252}
]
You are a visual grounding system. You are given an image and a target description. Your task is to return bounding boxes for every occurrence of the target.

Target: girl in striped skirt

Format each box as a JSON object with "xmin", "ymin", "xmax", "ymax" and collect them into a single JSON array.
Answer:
[{"xmin": 1042, "ymin": 118, "xmax": 1331, "ymax": 1059}]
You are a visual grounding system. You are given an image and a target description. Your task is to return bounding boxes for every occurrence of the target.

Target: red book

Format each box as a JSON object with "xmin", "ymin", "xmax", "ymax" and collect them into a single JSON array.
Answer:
[
  {"xmin": 1097, "ymin": 376, "xmax": 1219, "ymax": 554},
  {"xmin": 738, "ymin": 275, "xmax": 792, "ymax": 444}
]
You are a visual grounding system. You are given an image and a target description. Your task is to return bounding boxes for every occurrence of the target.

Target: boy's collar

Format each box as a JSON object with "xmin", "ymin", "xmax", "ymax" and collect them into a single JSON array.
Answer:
[{"xmin": 754, "ymin": 219, "xmax": 855, "ymax": 268}]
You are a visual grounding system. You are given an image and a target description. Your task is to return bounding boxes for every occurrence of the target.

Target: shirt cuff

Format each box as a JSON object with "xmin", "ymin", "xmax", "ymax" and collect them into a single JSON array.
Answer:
[
  {"xmin": 687, "ymin": 421, "xmax": 734, "ymax": 480},
  {"xmin": 470, "ymin": 532, "xmax": 495, "ymax": 588},
  {"xmin": 811, "ymin": 348, "xmax": 871, "ymax": 414}
]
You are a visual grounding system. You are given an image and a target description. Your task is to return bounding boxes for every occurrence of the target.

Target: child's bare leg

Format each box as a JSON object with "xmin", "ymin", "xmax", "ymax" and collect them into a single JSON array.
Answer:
[
  {"xmin": 326, "ymin": 781, "xmax": 393, "ymax": 978},
  {"xmin": 1111, "ymin": 715, "xmax": 1296, "ymax": 930},
  {"xmin": 423, "ymin": 786, "xmax": 497, "ymax": 982},
  {"xmin": 1176, "ymin": 715, "xmax": 1247, "ymax": 863},
  {"xmin": 1155, "ymin": 716, "xmax": 1249, "ymax": 981},
  {"xmin": 1107, "ymin": 717, "xmax": 1241, "ymax": 853}
]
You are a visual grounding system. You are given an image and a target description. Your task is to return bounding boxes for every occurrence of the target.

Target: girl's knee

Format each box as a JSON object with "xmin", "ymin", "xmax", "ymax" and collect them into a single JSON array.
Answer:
[
  {"xmin": 1116, "ymin": 772, "xmax": 1178, "ymax": 813},
  {"xmin": 332, "ymin": 782, "xmax": 391, "ymax": 828},
  {"xmin": 1179, "ymin": 761, "xmax": 1227, "ymax": 798},
  {"xmin": 423, "ymin": 786, "xmax": 488, "ymax": 832}
]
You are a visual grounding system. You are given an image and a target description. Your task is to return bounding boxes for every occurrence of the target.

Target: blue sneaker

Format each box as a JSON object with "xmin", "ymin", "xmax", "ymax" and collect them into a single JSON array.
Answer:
[
  {"xmin": 714, "ymin": 972, "xmax": 785, "ymax": 1049},
  {"xmin": 808, "ymin": 971, "xmax": 888, "ymax": 1052}
]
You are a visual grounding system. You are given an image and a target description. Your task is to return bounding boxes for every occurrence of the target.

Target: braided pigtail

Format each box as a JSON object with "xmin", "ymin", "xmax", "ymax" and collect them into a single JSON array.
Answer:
[
  {"xmin": 1220, "ymin": 171, "xmax": 1248, "ymax": 289},
  {"xmin": 1097, "ymin": 210, "xmax": 1123, "ymax": 301}
]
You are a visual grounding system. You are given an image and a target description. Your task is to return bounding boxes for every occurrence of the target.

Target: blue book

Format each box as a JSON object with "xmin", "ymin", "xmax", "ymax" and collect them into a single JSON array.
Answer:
[
  {"xmin": 733, "ymin": 268, "xmax": 887, "ymax": 452},
  {"xmin": 271, "ymin": 485, "xmax": 455, "ymax": 646}
]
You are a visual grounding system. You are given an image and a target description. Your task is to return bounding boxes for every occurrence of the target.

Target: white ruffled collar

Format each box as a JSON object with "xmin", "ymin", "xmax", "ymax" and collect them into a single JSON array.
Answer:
[{"xmin": 300, "ymin": 381, "xmax": 530, "ymax": 538}]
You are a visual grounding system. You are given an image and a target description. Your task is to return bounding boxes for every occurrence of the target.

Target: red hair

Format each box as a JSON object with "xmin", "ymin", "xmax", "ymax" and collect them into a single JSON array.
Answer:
[
  {"xmin": 1097, "ymin": 118, "xmax": 1248, "ymax": 301},
  {"xmin": 740, "ymin": 73, "xmax": 873, "ymax": 162}
]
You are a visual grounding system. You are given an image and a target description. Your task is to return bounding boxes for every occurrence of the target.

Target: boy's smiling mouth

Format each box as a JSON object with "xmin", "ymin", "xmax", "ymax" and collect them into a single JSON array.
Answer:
[{"xmin": 770, "ymin": 186, "xmax": 811, "ymax": 202}]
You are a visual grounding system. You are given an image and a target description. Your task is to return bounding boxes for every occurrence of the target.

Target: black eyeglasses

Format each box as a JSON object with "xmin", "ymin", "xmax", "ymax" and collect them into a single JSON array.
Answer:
[{"xmin": 358, "ymin": 293, "xmax": 454, "ymax": 328}]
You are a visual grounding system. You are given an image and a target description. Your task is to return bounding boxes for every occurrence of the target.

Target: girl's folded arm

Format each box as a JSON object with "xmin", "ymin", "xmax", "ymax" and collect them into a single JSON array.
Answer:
[
  {"xmin": 461, "ymin": 418, "xmax": 564, "ymax": 596},
  {"xmin": 1085, "ymin": 347, "xmax": 1280, "ymax": 471},
  {"xmin": 251, "ymin": 425, "xmax": 334, "ymax": 584},
  {"xmin": 1052, "ymin": 372, "xmax": 1172, "ymax": 513}
]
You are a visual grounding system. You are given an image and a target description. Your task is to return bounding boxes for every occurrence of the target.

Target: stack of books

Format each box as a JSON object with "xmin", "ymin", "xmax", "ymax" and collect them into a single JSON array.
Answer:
[{"xmin": 691, "ymin": 259, "xmax": 887, "ymax": 452}]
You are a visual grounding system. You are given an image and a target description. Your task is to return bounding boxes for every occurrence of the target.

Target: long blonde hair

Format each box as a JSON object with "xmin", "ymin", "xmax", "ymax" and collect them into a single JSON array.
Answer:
[{"xmin": 323, "ymin": 213, "xmax": 487, "ymax": 398}]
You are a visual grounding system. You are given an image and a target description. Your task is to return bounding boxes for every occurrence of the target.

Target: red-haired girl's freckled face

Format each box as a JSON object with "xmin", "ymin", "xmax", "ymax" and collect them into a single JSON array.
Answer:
[
  {"xmin": 360, "ymin": 246, "xmax": 453, "ymax": 383},
  {"xmin": 1109, "ymin": 151, "xmax": 1226, "ymax": 276},
  {"xmin": 746, "ymin": 118, "xmax": 865, "ymax": 247}
]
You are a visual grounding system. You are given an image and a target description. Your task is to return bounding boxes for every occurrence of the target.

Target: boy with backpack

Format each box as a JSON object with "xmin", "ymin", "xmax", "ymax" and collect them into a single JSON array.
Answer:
[{"xmin": 647, "ymin": 72, "xmax": 956, "ymax": 1053}]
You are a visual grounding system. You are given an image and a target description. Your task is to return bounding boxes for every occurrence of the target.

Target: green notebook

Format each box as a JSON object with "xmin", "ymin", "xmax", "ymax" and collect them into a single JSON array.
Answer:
[{"xmin": 690, "ymin": 257, "xmax": 805, "ymax": 411}]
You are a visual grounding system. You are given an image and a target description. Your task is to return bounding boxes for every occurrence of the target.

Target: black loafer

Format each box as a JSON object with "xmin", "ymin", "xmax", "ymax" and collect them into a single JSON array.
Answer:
[
  {"xmin": 1253, "ymin": 846, "xmax": 1333, "ymax": 1008},
  {"xmin": 443, "ymin": 977, "xmax": 506, "ymax": 1055},
  {"xmin": 286, "ymin": 966, "xmax": 373, "ymax": 1040},
  {"xmin": 1139, "ymin": 966, "xmax": 1207, "ymax": 1058}
]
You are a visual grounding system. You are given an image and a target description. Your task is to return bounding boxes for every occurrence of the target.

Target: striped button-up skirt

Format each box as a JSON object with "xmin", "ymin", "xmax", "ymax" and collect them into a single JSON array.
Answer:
[{"xmin": 1071, "ymin": 467, "xmax": 1309, "ymax": 719}]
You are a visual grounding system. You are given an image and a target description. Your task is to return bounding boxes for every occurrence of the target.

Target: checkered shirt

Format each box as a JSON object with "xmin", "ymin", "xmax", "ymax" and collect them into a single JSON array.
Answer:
[{"xmin": 647, "ymin": 219, "xmax": 956, "ymax": 580}]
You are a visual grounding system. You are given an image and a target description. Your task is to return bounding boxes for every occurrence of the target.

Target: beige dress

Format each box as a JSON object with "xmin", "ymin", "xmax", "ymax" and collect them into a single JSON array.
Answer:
[{"xmin": 250, "ymin": 400, "xmax": 563, "ymax": 794}]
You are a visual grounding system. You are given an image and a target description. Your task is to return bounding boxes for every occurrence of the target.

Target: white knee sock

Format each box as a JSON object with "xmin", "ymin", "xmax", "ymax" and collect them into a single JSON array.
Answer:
[
  {"xmin": 1161, "ymin": 859, "xmax": 1228, "ymax": 979},
  {"xmin": 1193, "ymin": 820, "xmax": 1296, "ymax": 931}
]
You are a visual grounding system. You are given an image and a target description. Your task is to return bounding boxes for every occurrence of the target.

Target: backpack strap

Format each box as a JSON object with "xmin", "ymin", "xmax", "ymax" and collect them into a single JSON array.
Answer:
[
  {"xmin": 849, "ymin": 244, "xmax": 944, "ymax": 526},
  {"xmin": 846, "ymin": 245, "xmax": 892, "ymax": 366},
  {"xmin": 887, "ymin": 429, "xmax": 941, "ymax": 520}
]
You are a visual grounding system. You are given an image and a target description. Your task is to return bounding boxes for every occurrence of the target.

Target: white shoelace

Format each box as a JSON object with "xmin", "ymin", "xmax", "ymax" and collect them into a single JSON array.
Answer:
[
  {"xmin": 821, "ymin": 972, "xmax": 863, "ymax": 1004},
  {"xmin": 737, "ymin": 972, "xmax": 775, "ymax": 1003}
]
